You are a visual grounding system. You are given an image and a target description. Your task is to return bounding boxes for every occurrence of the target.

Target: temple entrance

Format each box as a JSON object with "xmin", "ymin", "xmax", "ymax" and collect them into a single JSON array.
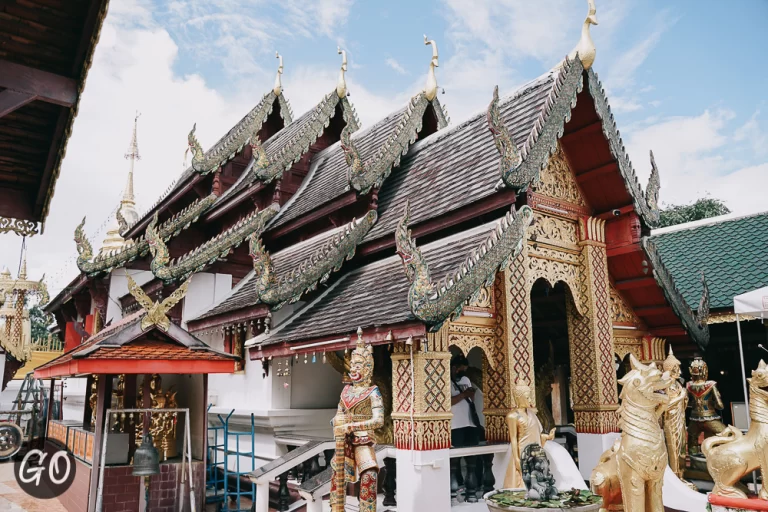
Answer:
[{"xmin": 530, "ymin": 279, "xmax": 577, "ymax": 460}]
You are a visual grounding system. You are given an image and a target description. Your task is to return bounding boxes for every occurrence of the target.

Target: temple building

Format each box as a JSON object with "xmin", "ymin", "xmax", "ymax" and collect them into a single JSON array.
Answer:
[{"xmin": 41, "ymin": 15, "xmax": 716, "ymax": 512}]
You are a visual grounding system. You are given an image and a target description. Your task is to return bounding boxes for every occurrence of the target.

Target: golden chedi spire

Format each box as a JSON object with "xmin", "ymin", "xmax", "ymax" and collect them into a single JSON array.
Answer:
[
  {"xmin": 566, "ymin": 0, "xmax": 598, "ymax": 69},
  {"xmin": 423, "ymin": 35, "xmax": 439, "ymax": 101},
  {"xmin": 120, "ymin": 113, "xmax": 141, "ymax": 227}
]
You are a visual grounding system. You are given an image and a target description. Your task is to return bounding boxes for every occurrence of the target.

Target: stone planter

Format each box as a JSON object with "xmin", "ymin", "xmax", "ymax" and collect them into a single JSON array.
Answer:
[{"xmin": 484, "ymin": 489, "xmax": 603, "ymax": 512}]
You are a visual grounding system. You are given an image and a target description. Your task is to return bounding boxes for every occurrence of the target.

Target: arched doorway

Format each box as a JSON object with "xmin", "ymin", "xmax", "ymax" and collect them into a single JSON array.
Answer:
[{"xmin": 530, "ymin": 279, "xmax": 572, "ymax": 432}]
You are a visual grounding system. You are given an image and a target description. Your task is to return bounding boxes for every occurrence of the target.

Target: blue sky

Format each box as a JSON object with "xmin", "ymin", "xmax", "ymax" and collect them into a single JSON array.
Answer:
[{"xmin": 4, "ymin": 0, "xmax": 768, "ymax": 294}]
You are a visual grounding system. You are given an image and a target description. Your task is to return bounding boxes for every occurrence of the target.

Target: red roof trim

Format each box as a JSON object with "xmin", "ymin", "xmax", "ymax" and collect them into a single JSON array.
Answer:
[{"xmin": 35, "ymin": 358, "xmax": 235, "ymax": 379}]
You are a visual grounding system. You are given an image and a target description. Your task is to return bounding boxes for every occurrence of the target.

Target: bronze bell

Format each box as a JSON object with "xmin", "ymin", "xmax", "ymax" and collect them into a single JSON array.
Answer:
[{"xmin": 132, "ymin": 434, "xmax": 160, "ymax": 476}]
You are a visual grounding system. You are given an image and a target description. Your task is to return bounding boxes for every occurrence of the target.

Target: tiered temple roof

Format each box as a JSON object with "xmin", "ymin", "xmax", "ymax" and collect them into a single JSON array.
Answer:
[
  {"xmin": 48, "ymin": 39, "xmax": 711, "ymax": 358},
  {"xmin": 248, "ymin": 217, "xmax": 516, "ymax": 351}
]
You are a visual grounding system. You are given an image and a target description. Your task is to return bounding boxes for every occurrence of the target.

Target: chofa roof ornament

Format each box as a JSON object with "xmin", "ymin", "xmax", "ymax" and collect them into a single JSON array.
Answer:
[
  {"xmin": 127, "ymin": 275, "xmax": 190, "ymax": 332},
  {"xmin": 423, "ymin": 35, "xmax": 439, "ymax": 101},
  {"xmin": 274, "ymin": 51, "xmax": 284, "ymax": 96},
  {"xmin": 566, "ymin": 0, "xmax": 598, "ymax": 69},
  {"xmin": 336, "ymin": 47, "xmax": 348, "ymax": 99}
]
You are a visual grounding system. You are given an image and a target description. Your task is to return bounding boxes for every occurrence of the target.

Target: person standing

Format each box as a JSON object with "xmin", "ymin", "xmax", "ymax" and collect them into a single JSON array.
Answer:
[{"xmin": 450, "ymin": 355, "xmax": 481, "ymax": 502}]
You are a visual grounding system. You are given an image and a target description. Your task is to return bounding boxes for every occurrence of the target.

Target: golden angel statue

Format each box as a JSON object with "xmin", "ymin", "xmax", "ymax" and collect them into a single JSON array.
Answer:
[
  {"xmin": 330, "ymin": 328, "xmax": 384, "ymax": 512},
  {"xmin": 503, "ymin": 383, "xmax": 555, "ymax": 489},
  {"xmin": 661, "ymin": 348, "xmax": 688, "ymax": 480}
]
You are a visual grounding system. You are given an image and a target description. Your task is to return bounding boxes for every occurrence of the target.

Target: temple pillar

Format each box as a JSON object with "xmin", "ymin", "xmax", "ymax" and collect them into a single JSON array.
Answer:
[
  {"xmin": 483, "ymin": 269, "xmax": 524, "ymax": 442},
  {"xmin": 391, "ymin": 335, "xmax": 452, "ymax": 512},
  {"xmin": 568, "ymin": 217, "xmax": 620, "ymax": 478}
]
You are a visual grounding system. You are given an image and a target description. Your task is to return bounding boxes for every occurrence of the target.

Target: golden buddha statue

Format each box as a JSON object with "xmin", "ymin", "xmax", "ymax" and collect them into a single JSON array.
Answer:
[
  {"xmin": 686, "ymin": 357, "xmax": 725, "ymax": 455},
  {"xmin": 135, "ymin": 374, "xmax": 179, "ymax": 461},
  {"xmin": 330, "ymin": 328, "xmax": 384, "ymax": 512},
  {"xmin": 503, "ymin": 384, "xmax": 555, "ymax": 489},
  {"xmin": 661, "ymin": 348, "xmax": 688, "ymax": 480}
]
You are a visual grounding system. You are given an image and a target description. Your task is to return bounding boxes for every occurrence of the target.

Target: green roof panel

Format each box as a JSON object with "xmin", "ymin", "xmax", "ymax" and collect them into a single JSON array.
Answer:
[{"xmin": 651, "ymin": 212, "xmax": 768, "ymax": 311}]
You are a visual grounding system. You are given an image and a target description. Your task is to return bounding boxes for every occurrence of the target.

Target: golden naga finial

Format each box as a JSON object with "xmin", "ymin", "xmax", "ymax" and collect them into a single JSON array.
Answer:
[
  {"xmin": 566, "ymin": 0, "xmax": 598, "ymax": 69},
  {"xmin": 273, "ymin": 51, "xmax": 284, "ymax": 96},
  {"xmin": 423, "ymin": 35, "xmax": 439, "ymax": 101},
  {"xmin": 336, "ymin": 46, "xmax": 348, "ymax": 98},
  {"xmin": 128, "ymin": 275, "xmax": 191, "ymax": 332}
]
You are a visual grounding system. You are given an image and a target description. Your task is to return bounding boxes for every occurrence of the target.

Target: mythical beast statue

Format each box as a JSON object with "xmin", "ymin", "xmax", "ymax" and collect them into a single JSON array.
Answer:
[
  {"xmin": 590, "ymin": 354, "xmax": 674, "ymax": 512},
  {"xmin": 703, "ymin": 359, "xmax": 768, "ymax": 499}
]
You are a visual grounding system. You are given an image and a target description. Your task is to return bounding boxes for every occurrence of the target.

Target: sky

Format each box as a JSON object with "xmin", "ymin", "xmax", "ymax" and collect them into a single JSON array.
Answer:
[{"xmin": 3, "ymin": 0, "xmax": 767, "ymax": 299}]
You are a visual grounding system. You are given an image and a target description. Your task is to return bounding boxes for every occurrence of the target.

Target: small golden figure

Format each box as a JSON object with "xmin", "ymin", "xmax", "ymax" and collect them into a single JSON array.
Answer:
[
  {"xmin": 590, "ymin": 355, "xmax": 673, "ymax": 512},
  {"xmin": 661, "ymin": 348, "xmax": 689, "ymax": 481},
  {"xmin": 503, "ymin": 384, "xmax": 555, "ymax": 489},
  {"xmin": 135, "ymin": 374, "xmax": 178, "ymax": 461},
  {"xmin": 703, "ymin": 360, "xmax": 768, "ymax": 499},
  {"xmin": 686, "ymin": 357, "xmax": 725, "ymax": 455},
  {"xmin": 330, "ymin": 329, "xmax": 384, "ymax": 512}
]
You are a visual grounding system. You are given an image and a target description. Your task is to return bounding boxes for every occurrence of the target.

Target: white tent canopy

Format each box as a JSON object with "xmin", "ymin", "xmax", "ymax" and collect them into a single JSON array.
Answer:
[
  {"xmin": 734, "ymin": 286, "xmax": 768, "ymax": 435},
  {"xmin": 734, "ymin": 286, "xmax": 768, "ymax": 317}
]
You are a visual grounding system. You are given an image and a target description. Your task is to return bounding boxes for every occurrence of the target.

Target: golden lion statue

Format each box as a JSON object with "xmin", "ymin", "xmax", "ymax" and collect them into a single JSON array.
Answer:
[
  {"xmin": 703, "ymin": 359, "xmax": 768, "ymax": 499},
  {"xmin": 590, "ymin": 355, "xmax": 673, "ymax": 512}
]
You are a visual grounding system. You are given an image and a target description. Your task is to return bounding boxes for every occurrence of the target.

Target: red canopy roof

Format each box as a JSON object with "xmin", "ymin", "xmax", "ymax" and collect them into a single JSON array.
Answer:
[{"xmin": 35, "ymin": 311, "xmax": 237, "ymax": 378}]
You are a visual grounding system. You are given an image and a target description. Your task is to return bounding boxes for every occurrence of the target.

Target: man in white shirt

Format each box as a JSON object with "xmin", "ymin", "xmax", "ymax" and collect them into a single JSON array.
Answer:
[{"xmin": 450, "ymin": 355, "xmax": 481, "ymax": 502}]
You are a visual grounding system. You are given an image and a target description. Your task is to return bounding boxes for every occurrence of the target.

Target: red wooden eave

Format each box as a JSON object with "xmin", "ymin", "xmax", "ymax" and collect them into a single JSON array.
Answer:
[
  {"xmin": 35, "ymin": 358, "xmax": 236, "ymax": 379},
  {"xmin": 250, "ymin": 322, "xmax": 426, "ymax": 360}
]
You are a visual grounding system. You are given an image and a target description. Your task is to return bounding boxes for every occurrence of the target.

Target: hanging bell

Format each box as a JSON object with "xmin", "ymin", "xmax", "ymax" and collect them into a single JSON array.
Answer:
[{"xmin": 132, "ymin": 434, "xmax": 161, "ymax": 476}]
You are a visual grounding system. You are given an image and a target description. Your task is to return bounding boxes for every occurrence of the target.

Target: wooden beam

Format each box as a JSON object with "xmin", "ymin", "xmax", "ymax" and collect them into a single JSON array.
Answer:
[
  {"xmin": 634, "ymin": 305, "xmax": 673, "ymax": 317},
  {"xmin": 187, "ymin": 304, "xmax": 270, "ymax": 333},
  {"xmin": 34, "ymin": 106, "xmax": 69, "ymax": 216},
  {"xmin": 606, "ymin": 243, "xmax": 642, "ymax": 258},
  {"xmin": 87, "ymin": 374, "xmax": 112, "ymax": 512},
  {"xmin": 614, "ymin": 276, "xmax": 656, "ymax": 291},
  {"xmin": 651, "ymin": 326, "xmax": 687, "ymax": 337},
  {"xmin": 268, "ymin": 191, "xmax": 359, "ymax": 240},
  {"xmin": 576, "ymin": 161, "xmax": 617, "ymax": 182},
  {"xmin": 0, "ymin": 59, "xmax": 77, "ymax": 107},
  {"xmin": 562, "ymin": 120, "xmax": 602, "ymax": 140},
  {"xmin": 250, "ymin": 322, "xmax": 426, "ymax": 360},
  {"xmin": 359, "ymin": 189, "xmax": 517, "ymax": 257},
  {"xmin": 0, "ymin": 90, "xmax": 35, "ymax": 118},
  {"xmin": 204, "ymin": 181, "xmax": 265, "ymax": 223},
  {"xmin": 595, "ymin": 205, "xmax": 635, "ymax": 220}
]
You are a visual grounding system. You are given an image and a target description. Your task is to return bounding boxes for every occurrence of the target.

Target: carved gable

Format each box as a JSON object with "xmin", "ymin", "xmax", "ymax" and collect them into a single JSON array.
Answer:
[
  {"xmin": 536, "ymin": 145, "xmax": 586, "ymax": 206},
  {"xmin": 609, "ymin": 283, "xmax": 642, "ymax": 326}
]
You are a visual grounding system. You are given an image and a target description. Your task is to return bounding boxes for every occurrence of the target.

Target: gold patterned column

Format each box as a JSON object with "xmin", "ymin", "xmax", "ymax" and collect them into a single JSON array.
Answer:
[
  {"xmin": 505, "ymin": 245, "xmax": 535, "ymax": 388},
  {"xmin": 481, "ymin": 272, "xmax": 518, "ymax": 441},
  {"xmin": 567, "ymin": 218, "xmax": 619, "ymax": 434},
  {"xmin": 391, "ymin": 336, "xmax": 452, "ymax": 451}
]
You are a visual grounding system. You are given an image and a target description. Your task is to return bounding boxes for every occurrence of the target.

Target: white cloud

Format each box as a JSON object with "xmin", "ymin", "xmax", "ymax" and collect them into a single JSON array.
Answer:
[
  {"xmin": 611, "ymin": 96, "xmax": 643, "ymax": 113},
  {"xmin": 733, "ymin": 109, "xmax": 768, "ymax": 158},
  {"xmin": 0, "ymin": 1, "xmax": 394, "ymax": 294},
  {"xmin": 624, "ymin": 109, "xmax": 767, "ymax": 216},
  {"xmin": 442, "ymin": 0, "xmax": 576, "ymax": 64},
  {"xmin": 385, "ymin": 57, "xmax": 407, "ymax": 75},
  {"xmin": 0, "ymin": 10, "xmax": 253, "ymax": 295}
]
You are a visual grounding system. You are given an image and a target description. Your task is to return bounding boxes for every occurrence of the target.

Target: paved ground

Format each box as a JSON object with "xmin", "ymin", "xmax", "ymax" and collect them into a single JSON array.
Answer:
[{"xmin": 0, "ymin": 461, "xmax": 68, "ymax": 512}]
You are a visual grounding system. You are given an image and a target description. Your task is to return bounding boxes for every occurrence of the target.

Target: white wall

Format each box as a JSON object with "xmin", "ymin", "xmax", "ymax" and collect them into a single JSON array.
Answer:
[
  {"xmin": 182, "ymin": 273, "xmax": 232, "ymax": 326},
  {"xmin": 290, "ymin": 356, "xmax": 343, "ymax": 409},
  {"xmin": 107, "ymin": 268, "xmax": 153, "ymax": 323},
  {"xmin": 208, "ymin": 355, "xmax": 272, "ymax": 411}
]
